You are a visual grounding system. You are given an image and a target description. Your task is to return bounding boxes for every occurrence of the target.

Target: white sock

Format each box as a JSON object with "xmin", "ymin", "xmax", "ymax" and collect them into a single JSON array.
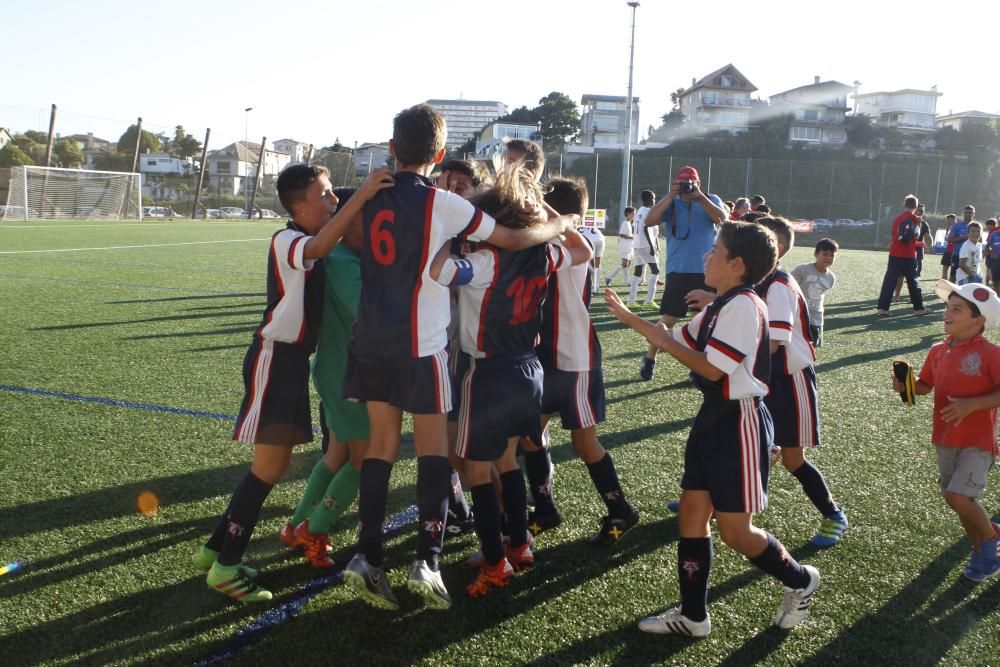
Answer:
[
  {"xmin": 594, "ymin": 267, "xmax": 602, "ymax": 290},
  {"xmin": 645, "ymin": 277, "xmax": 657, "ymax": 304},
  {"xmin": 628, "ymin": 275, "xmax": 641, "ymax": 304}
]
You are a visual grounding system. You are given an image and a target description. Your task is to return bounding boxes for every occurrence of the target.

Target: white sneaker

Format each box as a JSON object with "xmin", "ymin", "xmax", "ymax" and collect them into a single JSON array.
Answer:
[
  {"xmin": 638, "ymin": 606, "xmax": 711, "ymax": 637},
  {"xmin": 774, "ymin": 565, "xmax": 820, "ymax": 629},
  {"xmin": 407, "ymin": 559, "xmax": 452, "ymax": 610}
]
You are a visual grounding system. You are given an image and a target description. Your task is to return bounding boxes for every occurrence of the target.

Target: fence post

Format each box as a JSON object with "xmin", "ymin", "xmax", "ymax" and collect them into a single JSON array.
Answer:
[
  {"xmin": 933, "ymin": 158, "xmax": 942, "ymax": 214},
  {"xmin": 951, "ymin": 166, "xmax": 958, "ymax": 212},
  {"xmin": 746, "ymin": 157, "xmax": 751, "ymax": 195},
  {"xmin": 192, "ymin": 128, "xmax": 211, "ymax": 218},
  {"xmin": 248, "ymin": 136, "xmax": 266, "ymax": 217},
  {"xmin": 786, "ymin": 160, "xmax": 793, "ymax": 215},
  {"xmin": 593, "ymin": 153, "xmax": 599, "ymax": 208},
  {"xmin": 707, "ymin": 157, "xmax": 712, "ymax": 194},
  {"xmin": 826, "ymin": 162, "xmax": 836, "ymax": 219},
  {"xmin": 875, "ymin": 163, "xmax": 886, "ymax": 247}
]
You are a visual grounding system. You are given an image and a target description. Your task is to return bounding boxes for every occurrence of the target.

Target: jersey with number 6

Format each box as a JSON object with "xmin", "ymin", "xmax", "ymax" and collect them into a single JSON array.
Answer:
[
  {"xmin": 437, "ymin": 242, "xmax": 570, "ymax": 359},
  {"xmin": 353, "ymin": 172, "xmax": 496, "ymax": 359}
]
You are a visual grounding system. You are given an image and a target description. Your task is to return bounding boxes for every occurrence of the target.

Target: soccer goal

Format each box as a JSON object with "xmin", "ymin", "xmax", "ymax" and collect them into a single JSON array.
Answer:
[{"xmin": 3, "ymin": 166, "xmax": 143, "ymax": 220}]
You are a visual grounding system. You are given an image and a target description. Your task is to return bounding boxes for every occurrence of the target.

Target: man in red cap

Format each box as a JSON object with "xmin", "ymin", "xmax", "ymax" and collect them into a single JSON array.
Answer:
[{"xmin": 634, "ymin": 165, "xmax": 728, "ymax": 380}]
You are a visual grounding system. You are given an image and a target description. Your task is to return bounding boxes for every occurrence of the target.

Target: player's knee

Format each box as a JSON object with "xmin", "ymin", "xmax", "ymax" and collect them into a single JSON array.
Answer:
[{"xmin": 943, "ymin": 491, "xmax": 972, "ymax": 512}]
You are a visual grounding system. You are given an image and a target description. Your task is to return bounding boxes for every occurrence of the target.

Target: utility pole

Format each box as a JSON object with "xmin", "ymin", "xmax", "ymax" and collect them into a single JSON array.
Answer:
[
  {"xmin": 192, "ymin": 128, "xmax": 211, "ymax": 218},
  {"xmin": 248, "ymin": 136, "xmax": 267, "ymax": 217},
  {"xmin": 617, "ymin": 1, "xmax": 640, "ymax": 222}
]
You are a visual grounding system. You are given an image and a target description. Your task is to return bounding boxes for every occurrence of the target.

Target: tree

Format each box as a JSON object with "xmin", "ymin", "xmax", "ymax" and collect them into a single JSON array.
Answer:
[
  {"xmin": 94, "ymin": 149, "xmax": 133, "ymax": 172},
  {"xmin": 52, "ymin": 139, "xmax": 84, "ymax": 167},
  {"xmin": 449, "ymin": 136, "xmax": 477, "ymax": 159},
  {"xmin": 171, "ymin": 125, "xmax": 202, "ymax": 158},
  {"xmin": 12, "ymin": 133, "xmax": 45, "ymax": 164},
  {"xmin": 669, "ymin": 87, "xmax": 686, "ymax": 108},
  {"xmin": 493, "ymin": 105, "xmax": 538, "ymax": 126},
  {"xmin": 117, "ymin": 124, "xmax": 160, "ymax": 155},
  {"xmin": 845, "ymin": 113, "xmax": 879, "ymax": 149},
  {"xmin": 534, "ymin": 92, "xmax": 580, "ymax": 149},
  {"xmin": 0, "ymin": 143, "xmax": 33, "ymax": 167}
]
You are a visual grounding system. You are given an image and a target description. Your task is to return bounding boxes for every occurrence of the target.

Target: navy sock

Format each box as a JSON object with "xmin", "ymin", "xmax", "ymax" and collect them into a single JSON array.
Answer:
[
  {"xmin": 448, "ymin": 469, "xmax": 472, "ymax": 521},
  {"xmin": 500, "ymin": 470, "xmax": 529, "ymax": 549},
  {"xmin": 791, "ymin": 460, "xmax": 839, "ymax": 517},
  {"xmin": 416, "ymin": 456, "xmax": 451, "ymax": 571},
  {"xmin": 586, "ymin": 453, "xmax": 632, "ymax": 519},
  {"xmin": 678, "ymin": 537, "xmax": 712, "ymax": 622},
  {"xmin": 217, "ymin": 471, "xmax": 273, "ymax": 566},
  {"xmin": 357, "ymin": 458, "xmax": 393, "ymax": 567},
  {"xmin": 523, "ymin": 448, "xmax": 557, "ymax": 516},
  {"xmin": 749, "ymin": 533, "xmax": 810, "ymax": 589},
  {"xmin": 205, "ymin": 496, "xmax": 234, "ymax": 552},
  {"xmin": 471, "ymin": 484, "xmax": 505, "ymax": 566}
]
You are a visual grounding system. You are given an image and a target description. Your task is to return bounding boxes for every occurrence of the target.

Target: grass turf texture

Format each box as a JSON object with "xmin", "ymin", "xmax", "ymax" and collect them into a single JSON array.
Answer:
[{"xmin": 1, "ymin": 219, "xmax": 999, "ymax": 666}]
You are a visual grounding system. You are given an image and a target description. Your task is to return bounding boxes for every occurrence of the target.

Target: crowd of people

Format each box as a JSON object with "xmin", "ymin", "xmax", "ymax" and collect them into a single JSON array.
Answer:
[{"xmin": 189, "ymin": 103, "xmax": 1000, "ymax": 640}]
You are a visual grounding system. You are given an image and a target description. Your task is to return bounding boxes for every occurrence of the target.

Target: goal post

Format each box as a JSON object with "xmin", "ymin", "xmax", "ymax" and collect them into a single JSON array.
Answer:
[{"xmin": 3, "ymin": 166, "xmax": 143, "ymax": 220}]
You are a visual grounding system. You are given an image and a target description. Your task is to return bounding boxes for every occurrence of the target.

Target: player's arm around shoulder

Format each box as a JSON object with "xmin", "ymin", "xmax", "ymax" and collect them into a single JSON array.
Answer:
[
  {"xmin": 303, "ymin": 168, "xmax": 394, "ymax": 260},
  {"xmin": 488, "ymin": 212, "xmax": 580, "ymax": 251},
  {"xmin": 430, "ymin": 244, "xmax": 496, "ymax": 289},
  {"xmin": 559, "ymin": 228, "xmax": 594, "ymax": 267}
]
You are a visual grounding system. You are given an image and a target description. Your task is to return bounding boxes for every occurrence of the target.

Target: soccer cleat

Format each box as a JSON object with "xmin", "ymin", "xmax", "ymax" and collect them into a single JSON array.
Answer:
[
  {"xmin": 466, "ymin": 558, "xmax": 515, "ymax": 598},
  {"xmin": 638, "ymin": 606, "xmax": 711, "ymax": 637},
  {"xmin": 589, "ymin": 508, "xmax": 640, "ymax": 546},
  {"xmin": 206, "ymin": 563, "xmax": 272, "ymax": 603},
  {"xmin": 811, "ymin": 511, "xmax": 849, "ymax": 548},
  {"xmin": 192, "ymin": 546, "xmax": 256, "ymax": 577},
  {"xmin": 656, "ymin": 279, "xmax": 665, "ymax": 287},
  {"xmin": 639, "ymin": 356, "xmax": 656, "ymax": 381},
  {"xmin": 774, "ymin": 565, "xmax": 820, "ymax": 629},
  {"xmin": 506, "ymin": 543, "xmax": 535, "ymax": 573},
  {"xmin": 604, "ymin": 277, "xmax": 612, "ymax": 288},
  {"xmin": 914, "ymin": 308, "xmax": 931, "ymax": 316},
  {"xmin": 527, "ymin": 510, "xmax": 562, "ymax": 537},
  {"xmin": 875, "ymin": 309, "xmax": 889, "ymax": 316},
  {"xmin": 964, "ymin": 525, "xmax": 1000, "ymax": 582},
  {"xmin": 666, "ymin": 499, "xmax": 680, "ymax": 513},
  {"xmin": 343, "ymin": 553, "xmax": 399, "ymax": 610},
  {"xmin": 769, "ymin": 444, "xmax": 782, "ymax": 467},
  {"xmin": 293, "ymin": 520, "xmax": 335, "ymax": 568},
  {"xmin": 277, "ymin": 522, "xmax": 297, "ymax": 548},
  {"xmin": 407, "ymin": 559, "xmax": 452, "ymax": 610}
]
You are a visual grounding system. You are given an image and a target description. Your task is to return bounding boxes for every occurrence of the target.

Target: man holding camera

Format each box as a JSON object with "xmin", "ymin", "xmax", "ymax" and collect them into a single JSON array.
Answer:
[{"xmin": 635, "ymin": 165, "xmax": 728, "ymax": 381}]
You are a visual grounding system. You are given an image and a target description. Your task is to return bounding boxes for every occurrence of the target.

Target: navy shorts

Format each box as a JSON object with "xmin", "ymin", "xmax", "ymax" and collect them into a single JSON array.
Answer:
[
  {"xmin": 233, "ymin": 339, "xmax": 314, "ymax": 446},
  {"xmin": 540, "ymin": 361, "xmax": 606, "ymax": 430},
  {"xmin": 681, "ymin": 397, "xmax": 772, "ymax": 513},
  {"xmin": 987, "ymin": 257, "xmax": 1000, "ymax": 278},
  {"xmin": 448, "ymin": 349, "xmax": 470, "ymax": 422},
  {"xmin": 660, "ymin": 272, "xmax": 710, "ymax": 318},
  {"xmin": 940, "ymin": 251, "xmax": 953, "ymax": 267},
  {"xmin": 342, "ymin": 347, "xmax": 452, "ymax": 415},
  {"xmin": 765, "ymin": 366, "xmax": 820, "ymax": 448},
  {"xmin": 454, "ymin": 354, "xmax": 544, "ymax": 462}
]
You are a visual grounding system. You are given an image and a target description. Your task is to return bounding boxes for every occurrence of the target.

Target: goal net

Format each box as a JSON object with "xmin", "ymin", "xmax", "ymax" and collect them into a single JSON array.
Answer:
[{"xmin": 3, "ymin": 166, "xmax": 143, "ymax": 220}]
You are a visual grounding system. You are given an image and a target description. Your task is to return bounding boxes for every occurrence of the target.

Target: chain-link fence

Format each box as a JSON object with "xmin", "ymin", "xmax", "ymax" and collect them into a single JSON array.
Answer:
[{"xmin": 561, "ymin": 153, "xmax": 1000, "ymax": 250}]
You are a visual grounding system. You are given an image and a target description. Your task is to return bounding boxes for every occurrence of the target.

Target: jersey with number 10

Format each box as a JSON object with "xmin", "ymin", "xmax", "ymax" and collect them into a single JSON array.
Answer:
[{"xmin": 353, "ymin": 172, "xmax": 496, "ymax": 359}]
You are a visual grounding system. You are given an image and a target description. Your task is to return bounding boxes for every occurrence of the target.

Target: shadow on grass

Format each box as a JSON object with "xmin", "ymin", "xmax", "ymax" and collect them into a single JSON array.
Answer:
[
  {"xmin": 815, "ymin": 334, "xmax": 939, "ymax": 374},
  {"xmin": 125, "ymin": 325, "xmax": 257, "ymax": 340},
  {"xmin": 31, "ymin": 309, "xmax": 264, "ymax": 332},
  {"xmin": 106, "ymin": 292, "xmax": 264, "ymax": 305}
]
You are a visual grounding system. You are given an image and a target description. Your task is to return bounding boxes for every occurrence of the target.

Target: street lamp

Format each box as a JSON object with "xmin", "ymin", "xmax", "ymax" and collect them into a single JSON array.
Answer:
[
  {"xmin": 244, "ymin": 107, "xmax": 253, "ymax": 209},
  {"xmin": 618, "ymin": 1, "xmax": 639, "ymax": 221}
]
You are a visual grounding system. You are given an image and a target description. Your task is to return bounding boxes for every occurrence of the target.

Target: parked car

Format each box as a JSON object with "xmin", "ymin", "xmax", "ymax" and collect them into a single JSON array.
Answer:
[
  {"xmin": 143, "ymin": 206, "xmax": 179, "ymax": 218},
  {"xmin": 205, "ymin": 208, "xmax": 224, "ymax": 219},
  {"xmin": 219, "ymin": 207, "xmax": 245, "ymax": 219},
  {"xmin": 243, "ymin": 208, "xmax": 281, "ymax": 219},
  {"xmin": 811, "ymin": 218, "xmax": 833, "ymax": 231}
]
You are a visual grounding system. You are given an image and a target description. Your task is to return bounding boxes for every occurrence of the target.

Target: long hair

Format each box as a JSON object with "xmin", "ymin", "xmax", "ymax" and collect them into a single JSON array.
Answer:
[{"xmin": 468, "ymin": 161, "xmax": 544, "ymax": 229}]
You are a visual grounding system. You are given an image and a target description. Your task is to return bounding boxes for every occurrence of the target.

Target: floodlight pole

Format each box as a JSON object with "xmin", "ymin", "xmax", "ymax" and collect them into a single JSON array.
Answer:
[{"xmin": 618, "ymin": 2, "xmax": 639, "ymax": 222}]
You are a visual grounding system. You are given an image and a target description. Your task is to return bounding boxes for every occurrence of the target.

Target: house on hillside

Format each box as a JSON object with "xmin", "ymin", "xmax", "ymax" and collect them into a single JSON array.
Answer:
[
  {"xmin": 678, "ymin": 64, "xmax": 757, "ymax": 135},
  {"xmin": 578, "ymin": 94, "xmax": 640, "ymax": 149},
  {"xmin": 936, "ymin": 110, "xmax": 1000, "ymax": 132},
  {"xmin": 207, "ymin": 141, "xmax": 291, "ymax": 195},
  {"xmin": 273, "ymin": 138, "xmax": 312, "ymax": 164},
  {"xmin": 474, "ymin": 122, "xmax": 540, "ymax": 160},
  {"xmin": 852, "ymin": 88, "xmax": 941, "ymax": 133},
  {"xmin": 769, "ymin": 77, "xmax": 852, "ymax": 145},
  {"xmin": 353, "ymin": 143, "xmax": 390, "ymax": 175},
  {"xmin": 64, "ymin": 133, "xmax": 114, "ymax": 169},
  {"xmin": 0, "ymin": 128, "xmax": 12, "ymax": 150}
]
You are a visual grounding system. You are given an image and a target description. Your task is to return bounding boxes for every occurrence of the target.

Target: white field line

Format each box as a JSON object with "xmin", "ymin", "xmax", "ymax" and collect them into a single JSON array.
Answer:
[{"xmin": 0, "ymin": 238, "xmax": 272, "ymax": 255}]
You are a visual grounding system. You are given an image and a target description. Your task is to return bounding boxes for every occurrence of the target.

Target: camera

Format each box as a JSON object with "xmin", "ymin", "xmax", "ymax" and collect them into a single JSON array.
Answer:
[{"xmin": 679, "ymin": 181, "xmax": 696, "ymax": 195}]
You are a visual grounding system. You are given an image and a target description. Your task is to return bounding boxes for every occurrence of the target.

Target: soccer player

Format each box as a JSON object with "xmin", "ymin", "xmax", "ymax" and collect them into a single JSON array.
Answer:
[
  {"xmin": 604, "ymin": 207, "xmax": 635, "ymax": 287},
  {"xmin": 431, "ymin": 165, "xmax": 592, "ymax": 597},
  {"xmin": 791, "ymin": 238, "xmax": 839, "ymax": 348},
  {"xmin": 523, "ymin": 177, "xmax": 640, "ymax": 545},
  {"xmin": 606, "ymin": 222, "xmax": 820, "ymax": 636},
  {"xmin": 192, "ymin": 164, "xmax": 393, "ymax": 602},
  {"xmin": 627, "ymin": 190, "xmax": 660, "ymax": 307},
  {"xmin": 341, "ymin": 104, "xmax": 573, "ymax": 611},
  {"xmin": 577, "ymin": 222, "xmax": 605, "ymax": 293}
]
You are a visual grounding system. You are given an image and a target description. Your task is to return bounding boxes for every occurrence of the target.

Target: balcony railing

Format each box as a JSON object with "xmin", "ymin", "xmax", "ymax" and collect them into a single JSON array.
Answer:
[{"xmin": 700, "ymin": 95, "xmax": 751, "ymax": 107}]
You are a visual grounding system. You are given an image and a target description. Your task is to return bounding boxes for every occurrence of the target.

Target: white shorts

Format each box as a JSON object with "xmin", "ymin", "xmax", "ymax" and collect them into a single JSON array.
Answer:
[{"xmin": 633, "ymin": 248, "xmax": 658, "ymax": 266}]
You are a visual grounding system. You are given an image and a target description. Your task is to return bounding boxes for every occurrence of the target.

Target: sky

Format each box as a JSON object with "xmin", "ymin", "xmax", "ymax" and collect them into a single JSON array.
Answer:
[{"xmin": 3, "ymin": 0, "xmax": 997, "ymax": 151}]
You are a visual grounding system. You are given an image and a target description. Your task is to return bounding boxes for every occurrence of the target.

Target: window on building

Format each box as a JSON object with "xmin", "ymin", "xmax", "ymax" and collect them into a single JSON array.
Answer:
[
  {"xmin": 216, "ymin": 162, "xmax": 231, "ymax": 173},
  {"xmin": 803, "ymin": 110, "xmax": 819, "ymax": 121},
  {"xmin": 721, "ymin": 75, "xmax": 732, "ymax": 87},
  {"xmin": 146, "ymin": 159, "xmax": 157, "ymax": 166},
  {"xmin": 791, "ymin": 126, "xmax": 821, "ymax": 141}
]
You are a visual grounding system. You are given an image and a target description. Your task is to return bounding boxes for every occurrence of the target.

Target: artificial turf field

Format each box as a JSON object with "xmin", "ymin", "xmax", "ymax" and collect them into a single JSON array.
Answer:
[{"xmin": 1, "ymin": 219, "xmax": 998, "ymax": 666}]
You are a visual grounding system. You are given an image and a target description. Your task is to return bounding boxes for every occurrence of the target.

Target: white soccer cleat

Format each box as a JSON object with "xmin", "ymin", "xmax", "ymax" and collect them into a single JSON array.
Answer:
[
  {"xmin": 638, "ymin": 606, "xmax": 711, "ymax": 637},
  {"xmin": 774, "ymin": 565, "xmax": 820, "ymax": 629}
]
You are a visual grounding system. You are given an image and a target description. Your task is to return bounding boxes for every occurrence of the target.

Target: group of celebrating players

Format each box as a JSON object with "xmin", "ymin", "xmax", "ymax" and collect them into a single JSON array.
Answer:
[{"xmin": 188, "ymin": 102, "xmax": 1000, "ymax": 640}]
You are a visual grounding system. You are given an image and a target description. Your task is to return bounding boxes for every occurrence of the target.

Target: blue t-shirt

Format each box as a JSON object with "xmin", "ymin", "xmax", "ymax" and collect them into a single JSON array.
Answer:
[
  {"xmin": 659, "ymin": 195, "xmax": 722, "ymax": 273},
  {"xmin": 950, "ymin": 221, "xmax": 969, "ymax": 246}
]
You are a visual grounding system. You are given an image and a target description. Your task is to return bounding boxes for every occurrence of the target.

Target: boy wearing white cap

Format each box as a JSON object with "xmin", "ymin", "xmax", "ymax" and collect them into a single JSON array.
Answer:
[{"xmin": 893, "ymin": 279, "xmax": 1000, "ymax": 582}]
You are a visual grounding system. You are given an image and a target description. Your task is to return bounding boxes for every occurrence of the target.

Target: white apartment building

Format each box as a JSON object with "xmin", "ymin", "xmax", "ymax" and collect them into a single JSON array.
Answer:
[
  {"xmin": 853, "ymin": 88, "xmax": 942, "ymax": 132},
  {"xmin": 474, "ymin": 122, "xmax": 540, "ymax": 159},
  {"xmin": 770, "ymin": 77, "xmax": 852, "ymax": 144},
  {"xmin": 578, "ymin": 94, "xmax": 640, "ymax": 148},
  {"xmin": 678, "ymin": 64, "xmax": 757, "ymax": 135},
  {"xmin": 936, "ymin": 110, "xmax": 1000, "ymax": 132},
  {"xmin": 207, "ymin": 141, "xmax": 292, "ymax": 195},
  {"xmin": 426, "ymin": 99, "xmax": 508, "ymax": 149}
]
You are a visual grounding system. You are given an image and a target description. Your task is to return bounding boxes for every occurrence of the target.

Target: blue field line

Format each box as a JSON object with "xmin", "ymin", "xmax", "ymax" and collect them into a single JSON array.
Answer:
[{"xmin": 195, "ymin": 505, "xmax": 420, "ymax": 666}]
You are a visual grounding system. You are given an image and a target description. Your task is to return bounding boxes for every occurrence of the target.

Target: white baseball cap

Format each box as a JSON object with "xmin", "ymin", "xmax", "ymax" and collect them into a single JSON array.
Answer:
[{"xmin": 935, "ymin": 279, "xmax": 1000, "ymax": 329}]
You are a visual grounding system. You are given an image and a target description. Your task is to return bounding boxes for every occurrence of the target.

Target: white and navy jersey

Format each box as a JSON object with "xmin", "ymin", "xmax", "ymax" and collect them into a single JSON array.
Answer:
[
  {"xmin": 538, "ymin": 238, "xmax": 602, "ymax": 372},
  {"xmin": 755, "ymin": 267, "xmax": 816, "ymax": 376},
  {"xmin": 578, "ymin": 226, "xmax": 605, "ymax": 258},
  {"xmin": 675, "ymin": 286, "xmax": 770, "ymax": 400},
  {"xmin": 438, "ymin": 242, "xmax": 569, "ymax": 359},
  {"xmin": 254, "ymin": 222, "xmax": 324, "ymax": 351},
  {"xmin": 632, "ymin": 206, "xmax": 658, "ymax": 254},
  {"xmin": 617, "ymin": 219, "xmax": 634, "ymax": 255},
  {"xmin": 353, "ymin": 172, "xmax": 496, "ymax": 359}
]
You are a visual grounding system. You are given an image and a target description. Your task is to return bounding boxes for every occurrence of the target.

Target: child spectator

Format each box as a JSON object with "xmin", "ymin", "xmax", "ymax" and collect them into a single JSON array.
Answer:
[
  {"xmin": 893, "ymin": 280, "xmax": 1000, "ymax": 582},
  {"xmin": 957, "ymin": 221, "xmax": 984, "ymax": 285},
  {"xmin": 193, "ymin": 164, "xmax": 393, "ymax": 602},
  {"xmin": 984, "ymin": 219, "xmax": 1000, "ymax": 290},
  {"xmin": 605, "ymin": 222, "xmax": 820, "ymax": 636},
  {"xmin": 791, "ymin": 238, "xmax": 839, "ymax": 348}
]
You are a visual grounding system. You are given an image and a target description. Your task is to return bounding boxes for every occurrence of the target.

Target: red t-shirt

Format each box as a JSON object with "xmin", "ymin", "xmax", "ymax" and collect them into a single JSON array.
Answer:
[
  {"xmin": 918, "ymin": 334, "xmax": 1000, "ymax": 454},
  {"xmin": 889, "ymin": 211, "xmax": 918, "ymax": 258}
]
